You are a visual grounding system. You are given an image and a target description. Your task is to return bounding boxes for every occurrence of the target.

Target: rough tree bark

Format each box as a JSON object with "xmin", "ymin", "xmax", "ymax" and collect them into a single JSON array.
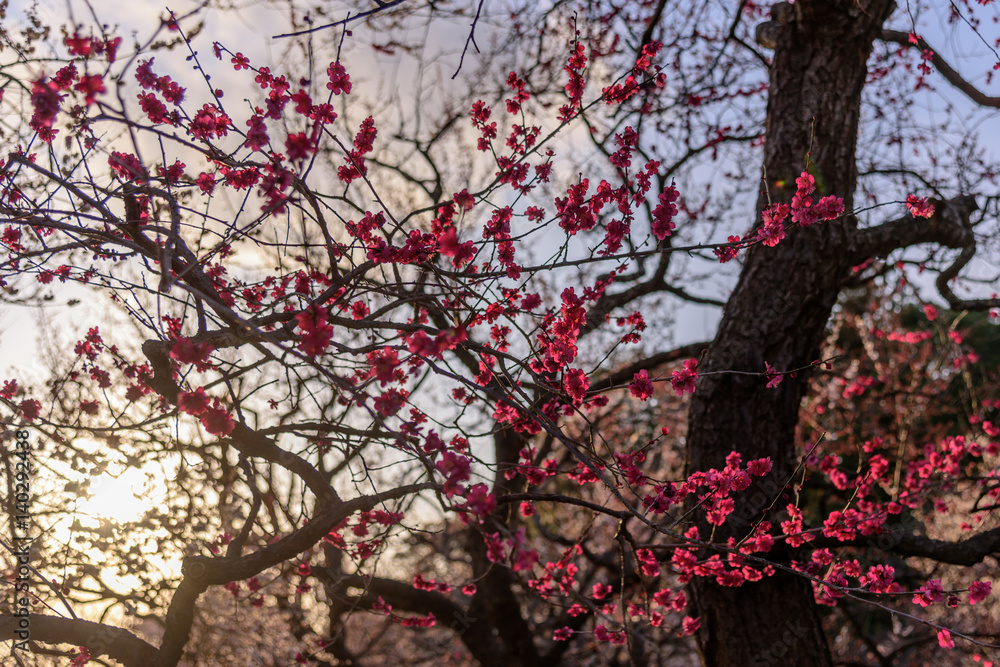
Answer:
[{"xmin": 683, "ymin": 2, "xmax": 897, "ymax": 666}]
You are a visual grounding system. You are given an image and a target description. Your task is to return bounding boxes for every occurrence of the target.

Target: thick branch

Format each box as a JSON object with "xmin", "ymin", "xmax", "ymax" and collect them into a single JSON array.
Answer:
[
  {"xmin": 189, "ymin": 482, "xmax": 435, "ymax": 587},
  {"xmin": 154, "ymin": 483, "xmax": 433, "ymax": 667},
  {"xmin": 321, "ymin": 568, "xmax": 509, "ymax": 666},
  {"xmin": 882, "ymin": 30, "xmax": 1000, "ymax": 108},
  {"xmin": 141, "ymin": 339, "xmax": 337, "ymax": 503},
  {"xmin": 0, "ymin": 616, "xmax": 157, "ymax": 666},
  {"xmin": 851, "ymin": 195, "xmax": 998, "ymax": 309},
  {"xmin": 888, "ymin": 528, "xmax": 1000, "ymax": 565},
  {"xmin": 320, "ymin": 571, "xmax": 463, "ymax": 619},
  {"xmin": 935, "ymin": 244, "xmax": 1000, "ymax": 311},
  {"xmin": 827, "ymin": 525, "xmax": 1000, "ymax": 566},
  {"xmin": 851, "ymin": 195, "xmax": 978, "ymax": 263},
  {"xmin": 156, "ymin": 575, "xmax": 206, "ymax": 667},
  {"xmin": 227, "ymin": 422, "xmax": 340, "ymax": 504}
]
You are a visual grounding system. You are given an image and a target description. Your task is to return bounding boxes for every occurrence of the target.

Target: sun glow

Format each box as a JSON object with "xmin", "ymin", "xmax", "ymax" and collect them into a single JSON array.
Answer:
[{"xmin": 78, "ymin": 469, "xmax": 151, "ymax": 524}]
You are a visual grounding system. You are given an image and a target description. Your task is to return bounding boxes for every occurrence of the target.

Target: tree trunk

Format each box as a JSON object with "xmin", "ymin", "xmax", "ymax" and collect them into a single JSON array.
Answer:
[{"xmin": 683, "ymin": 2, "xmax": 896, "ymax": 666}]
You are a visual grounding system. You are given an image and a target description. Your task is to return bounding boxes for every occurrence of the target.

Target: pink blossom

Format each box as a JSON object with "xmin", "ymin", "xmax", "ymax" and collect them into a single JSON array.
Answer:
[
  {"xmin": 781, "ymin": 504, "xmax": 814, "ymax": 547},
  {"xmin": 906, "ymin": 194, "xmax": 935, "ymax": 218},
  {"xmin": 747, "ymin": 457, "xmax": 772, "ymax": 476},
  {"xmin": 968, "ymin": 580, "xmax": 991, "ymax": 604},
  {"xmin": 592, "ymin": 582, "xmax": 612, "ymax": 599},
  {"xmin": 463, "ymin": 483, "xmax": 496, "ymax": 519},
  {"xmin": 109, "ymin": 151, "xmax": 147, "ymax": 182},
  {"xmin": 374, "ymin": 389, "xmax": 408, "ymax": 416},
  {"xmin": 437, "ymin": 227, "xmax": 476, "ymax": 268},
  {"xmin": 670, "ymin": 359, "xmax": 698, "ymax": 395},
  {"xmin": 913, "ymin": 579, "xmax": 944, "ymax": 607},
  {"xmin": 285, "ymin": 132, "xmax": 316, "ymax": 161},
  {"xmin": 74, "ymin": 74, "xmax": 105, "ymax": 105},
  {"xmin": 812, "ymin": 195, "xmax": 845, "ymax": 220},
  {"xmin": 651, "ymin": 183, "xmax": 679, "ymax": 240},
  {"xmin": 860, "ymin": 564, "xmax": 895, "ymax": 593},
  {"xmin": 563, "ymin": 368, "xmax": 590, "ymax": 404},
  {"xmin": 19, "ymin": 399, "xmax": 40, "ymax": 423},
  {"xmin": 295, "ymin": 305, "xmax": 333, "ymax": 357},
  {"xmin": 630, "ymin": 369, "xmax": 655, "ymax": 400},
  {"xmin": 170, "ymin": 337, "xmax": 214, "ymax": 367},
  {"xmin": 200, "ymin": 403, "xmax": 235, "ymax": 436},
  {"xmin": 484, "ymin": 532, "xmax": 506, "ymax": 562},
  {"xmin": 244, "ymin": 115, "xmax": 270, "ymax": 151},
  {"xmin": 178, "ymin": 388, "xmax": 211, "ymax": 415},
  {"xmin": 764, "ymin": 361, "xmax": 782, "ymax": 388}
]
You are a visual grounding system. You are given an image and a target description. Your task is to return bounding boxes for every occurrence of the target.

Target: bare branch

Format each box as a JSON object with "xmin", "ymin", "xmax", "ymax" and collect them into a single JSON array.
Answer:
[
  {"xmin": 588, "ymin": 341, "xmax": 711, "ymax": 394},
  {"xmin": 881, "ymin": 30, "xmax": 1000, "ymax": 108},
  {"xmin": 273, "ymin": 0, "xmax": 410, "ymax": 39}
]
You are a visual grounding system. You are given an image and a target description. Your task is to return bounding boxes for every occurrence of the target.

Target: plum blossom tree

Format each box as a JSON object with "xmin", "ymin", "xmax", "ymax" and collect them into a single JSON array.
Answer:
[{"xmin": 1, "ymin": 1, "xmax": 999, "ymax": 666}]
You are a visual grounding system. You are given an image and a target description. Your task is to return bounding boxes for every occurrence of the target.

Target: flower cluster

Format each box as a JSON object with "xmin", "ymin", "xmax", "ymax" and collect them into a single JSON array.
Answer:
[{"xmin": 755, "ymin": 171, "xmax": 846, "ymax": 247}]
